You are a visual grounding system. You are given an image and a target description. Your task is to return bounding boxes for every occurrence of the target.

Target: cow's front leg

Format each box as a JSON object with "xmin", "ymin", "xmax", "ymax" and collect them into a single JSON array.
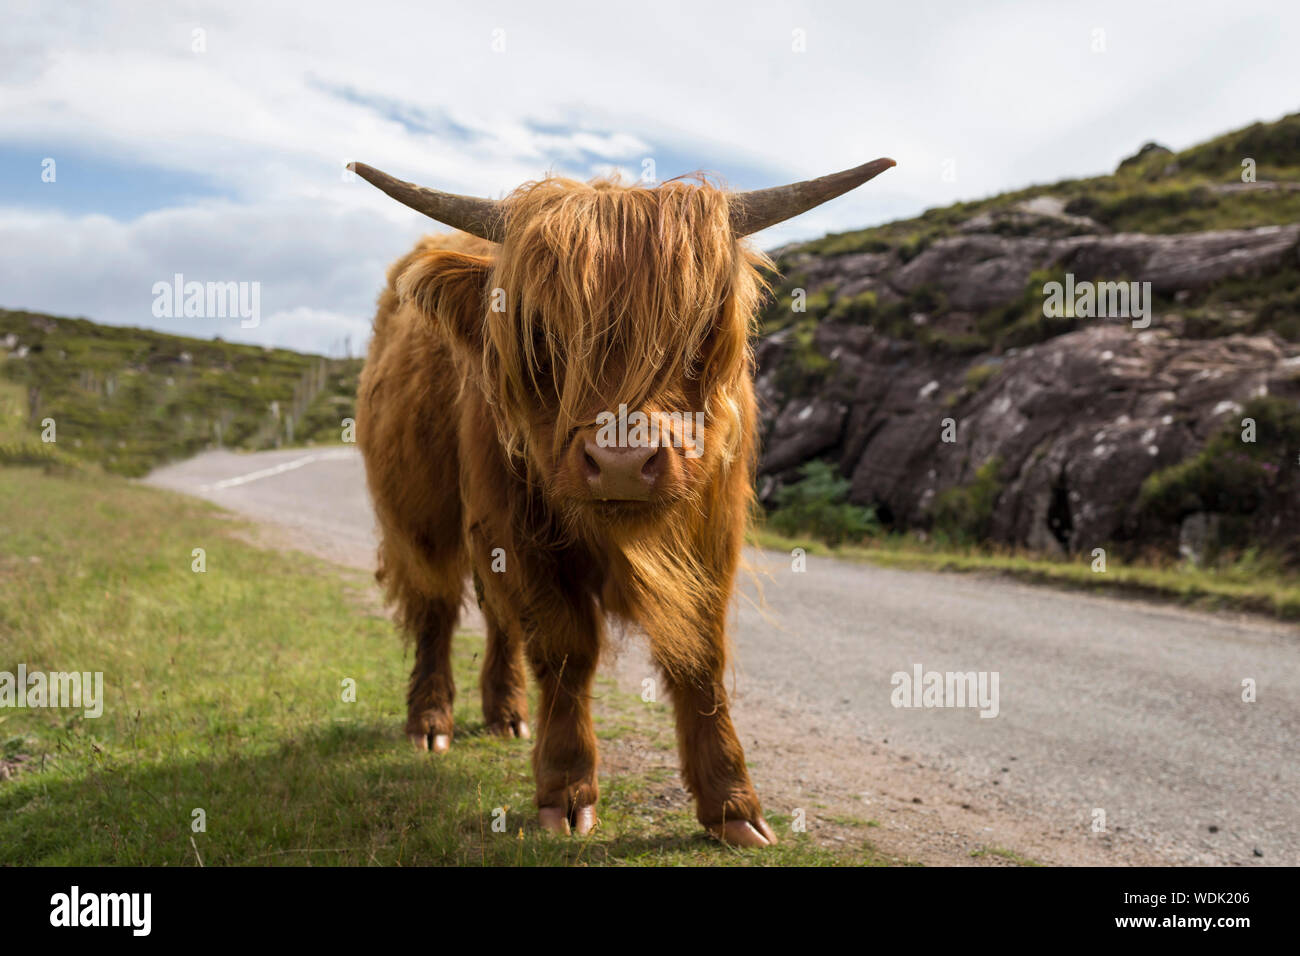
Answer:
[
  {"xmin": 527, "ymin": 643, "xmax": 600, "ymax": 835},
  {"xmin": 654, "ymin": 635, "xmax": 776, "ymax": 847}
]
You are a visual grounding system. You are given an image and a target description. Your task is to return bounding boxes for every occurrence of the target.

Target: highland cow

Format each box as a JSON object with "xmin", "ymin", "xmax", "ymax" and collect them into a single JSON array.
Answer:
[{"xmin": 352, "ymin": 155, "xmax": 893, "ymax": 845}]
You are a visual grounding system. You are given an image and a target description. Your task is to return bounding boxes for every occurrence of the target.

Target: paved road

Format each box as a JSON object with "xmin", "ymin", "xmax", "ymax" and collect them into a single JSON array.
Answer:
[{"xmin": 146, "ymin": 447, "xmax": 1300, "ymax": 865}]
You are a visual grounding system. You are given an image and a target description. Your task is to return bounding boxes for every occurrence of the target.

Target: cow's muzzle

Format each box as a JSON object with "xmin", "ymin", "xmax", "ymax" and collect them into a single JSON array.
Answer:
[{"xmin": 581, "ymin": 436, "xmax": 665, "ymax": 501}]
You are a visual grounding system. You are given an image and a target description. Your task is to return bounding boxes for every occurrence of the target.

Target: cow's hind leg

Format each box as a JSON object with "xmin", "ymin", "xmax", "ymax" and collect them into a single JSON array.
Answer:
[
  {"xmin": 481, "ymin": 603, "xmax": 530, "ymax": 739},
  {"xmin": 402, "ymin": 591, "xmax": 461, "ymax": 752}
]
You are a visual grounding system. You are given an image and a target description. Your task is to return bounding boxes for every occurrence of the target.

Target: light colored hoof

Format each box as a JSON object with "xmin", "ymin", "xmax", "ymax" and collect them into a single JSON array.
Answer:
[
  {"xmin": 572, "ymin": 805, "xmax": 598, "ymax": 836},
  {"xmin": 539, "ymin": 807, "xmax": 570, "ymax": 835},
  {"xmin": 409, "ymin": 732, "xmax": 451, "ymax": 753},
  {"xmin": 708, "ymin": 818, "xmax": 777, "ymax": 847},
  {"xmin": 515, "ymin": 721, "xmax": 531, "ymax": 740},
  {"xmin": 538, "ymin": 805, "xmax": 598, "ymax": 836}
]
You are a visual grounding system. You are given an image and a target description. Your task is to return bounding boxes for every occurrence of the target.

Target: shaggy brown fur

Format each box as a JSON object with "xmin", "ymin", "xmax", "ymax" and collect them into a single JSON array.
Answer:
[{"xmin": 357, "ymin": 174, "xmax": 775, "ymax": 839}]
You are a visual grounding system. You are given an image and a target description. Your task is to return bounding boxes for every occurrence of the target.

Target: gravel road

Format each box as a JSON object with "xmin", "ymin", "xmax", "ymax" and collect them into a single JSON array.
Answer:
[{"xmin": 146, "ymin": 446, "xmax": 1300, "ymax": 866}]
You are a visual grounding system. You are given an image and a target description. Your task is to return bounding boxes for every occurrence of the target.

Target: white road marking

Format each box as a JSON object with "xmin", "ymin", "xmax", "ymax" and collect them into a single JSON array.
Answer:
[{"xmin": 199, "ymin": 448, "xmax": 356, "ymax": 492}]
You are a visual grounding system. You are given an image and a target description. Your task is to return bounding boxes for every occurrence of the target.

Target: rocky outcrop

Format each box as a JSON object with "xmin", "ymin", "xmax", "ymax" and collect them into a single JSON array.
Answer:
[
  {"xmin": 757, "ymin": 223, "xmax": 1300, "ymax": 556},
  {"xmin": 781, "ymin": 224, "xmax": 1300, "ymax": 314}
]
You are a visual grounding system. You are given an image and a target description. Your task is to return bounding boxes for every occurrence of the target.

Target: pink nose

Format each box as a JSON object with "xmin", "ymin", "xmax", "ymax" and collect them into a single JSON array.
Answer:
[{"xmin": 583, "ymin": 438, "xmax": 664, "ymax": 500}]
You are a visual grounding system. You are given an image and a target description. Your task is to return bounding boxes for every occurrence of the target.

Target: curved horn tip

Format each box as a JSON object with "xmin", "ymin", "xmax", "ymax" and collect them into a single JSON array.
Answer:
[
  {"xmin": 857, "ymin": 157, "xmax": 897, "ymax": 176},
  {"xmin": 345, "ymin": 160, "xmax": 505, "ymax": 242},
  {"xmin": 728, "ymin": 154, "xmax": 898, "ymax": 236}
]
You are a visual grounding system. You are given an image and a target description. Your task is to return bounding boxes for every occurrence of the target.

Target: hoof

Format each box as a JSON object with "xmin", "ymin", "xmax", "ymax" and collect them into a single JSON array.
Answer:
[
  {"xmin": 572, "ymin": 805, "xmax": 598, "ymax": 836},
  {"xmin": 708, "ymin": 818, "xmax": 777, "ymax": 847},
  {"xmin": 539, "ymin": 805, "xmax": 598, "ymax": 836},
  {"xmin": 408, "ymin": 732, "xmax": 451, "ymax": 753},
  {"xmin": 538, "ymin": 807, "xmax": 570, "ymax": 835},
  {"xmin": 487, "ymin": 719, "xmax": 531, "ymax": 740}
]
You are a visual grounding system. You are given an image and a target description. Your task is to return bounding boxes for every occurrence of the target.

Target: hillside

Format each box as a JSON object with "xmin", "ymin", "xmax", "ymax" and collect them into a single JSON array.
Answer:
[
  {"xmin": 756, "ymin": 111, "xmax": 1300, "ymax": 566},
  {"xmin": 0, "ymin": 310, "xmax": 362, "ymax": 476}
]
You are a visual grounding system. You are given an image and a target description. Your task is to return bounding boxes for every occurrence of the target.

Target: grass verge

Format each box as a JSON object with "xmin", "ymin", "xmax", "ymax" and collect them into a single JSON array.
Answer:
[
  {"xmin": 750, "ymin": 527, "xmax": 1300, "ymax": 622},
  {"xmin": 0, "ymin": 466, "xmax": 884, "ymax": 866}
]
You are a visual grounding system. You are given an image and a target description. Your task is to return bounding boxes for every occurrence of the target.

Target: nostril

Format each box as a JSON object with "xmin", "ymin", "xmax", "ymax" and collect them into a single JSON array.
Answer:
[{"xmin": 641, "ymin": 448, "xmax": 662, "ymax": 480}]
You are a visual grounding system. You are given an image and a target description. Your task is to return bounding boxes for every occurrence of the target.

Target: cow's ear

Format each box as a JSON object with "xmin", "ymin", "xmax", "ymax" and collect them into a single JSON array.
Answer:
[{"xmin": 396, "ymin": 249, "xmax": 492, "ymax": 347}]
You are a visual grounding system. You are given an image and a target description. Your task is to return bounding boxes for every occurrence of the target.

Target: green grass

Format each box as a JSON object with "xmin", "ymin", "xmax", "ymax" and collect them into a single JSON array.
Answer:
[
  {"xmin": 0, "ymin": 466, "xmax": 885, "ymax": 866},
  {"xmin": 750, "ymin": 527, "xmax": 1300, "ymax": 622},
  {"xmin": 797, "ymin": 112, "xmax": 1300, "ymax": 256},
  {"xmin": 969, "ymin": 846, "xmax": 1042, "ymax": 867},
  {"xmin": 0, "ymin": 379, "xmax": 82, "ymax": 471},
  {"xmin": 1, "ymin": 309, "xmax": 362, "ymax": 476}
]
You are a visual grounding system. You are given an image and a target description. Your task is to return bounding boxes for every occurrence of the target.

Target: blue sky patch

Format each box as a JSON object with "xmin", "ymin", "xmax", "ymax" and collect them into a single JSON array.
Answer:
[{"xmin": 0, "ymin": 144, "xmax": 225, "ymax": 218}]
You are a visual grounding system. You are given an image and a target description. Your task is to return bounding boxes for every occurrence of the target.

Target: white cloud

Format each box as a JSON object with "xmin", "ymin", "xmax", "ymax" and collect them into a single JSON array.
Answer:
[
  {"xmin": 0, "ymin": 199, "xmax": 415, "ymax": 354},
  {"xmin": 1, "ymin": 0, "xmax": 1298, "ymax": 350}
]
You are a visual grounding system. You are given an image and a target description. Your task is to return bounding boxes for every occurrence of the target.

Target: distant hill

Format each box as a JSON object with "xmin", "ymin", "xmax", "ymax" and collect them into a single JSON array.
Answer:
[{"xmin": 0, "ymin": 310, "xmax": 362, "ymax": 476}]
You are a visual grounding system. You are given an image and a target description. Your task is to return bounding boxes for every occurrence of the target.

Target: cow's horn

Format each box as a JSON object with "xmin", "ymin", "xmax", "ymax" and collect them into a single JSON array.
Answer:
[
  {"xmin": 729, "ymin": 157, "xmax": 896, "ymax": 237},
  {"xmin": 347, "ymin": 162, "xmax": 505, "ymax": 242}
]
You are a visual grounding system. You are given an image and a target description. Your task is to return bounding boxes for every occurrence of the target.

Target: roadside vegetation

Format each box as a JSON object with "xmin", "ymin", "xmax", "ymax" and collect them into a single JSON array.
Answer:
[
  {"xmin": 0, "ymin": 465, "xmax": 884, "ymax": 866},
  {"xmin": 1137, "ymin": 396, "xmax": 1300, "ymax": 557},
  {"xmin": 759, "ymin": 453, "xmax": 1300, "ymax": 621},
  {"xmin": 766, "ymin": 460, "xmax": 879, "ymax": 546}
]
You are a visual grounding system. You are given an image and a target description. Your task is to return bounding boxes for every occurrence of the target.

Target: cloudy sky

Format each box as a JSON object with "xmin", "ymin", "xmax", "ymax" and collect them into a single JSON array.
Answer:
[{"xmin": 1, "ymin": 0, "xmax": 1297, "ymax": 355}]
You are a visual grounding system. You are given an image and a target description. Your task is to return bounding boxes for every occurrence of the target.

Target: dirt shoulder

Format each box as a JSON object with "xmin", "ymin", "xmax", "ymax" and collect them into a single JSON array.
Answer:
[{"xmin": 599, "ymin": 635, "xmax": 1175, "ymax": 867}]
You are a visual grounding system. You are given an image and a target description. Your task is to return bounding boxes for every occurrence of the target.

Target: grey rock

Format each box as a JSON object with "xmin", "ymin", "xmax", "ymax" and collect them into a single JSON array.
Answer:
[{"xmin": 758, "ymin": 322, "xmax": 1300, "ymax": 554}]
